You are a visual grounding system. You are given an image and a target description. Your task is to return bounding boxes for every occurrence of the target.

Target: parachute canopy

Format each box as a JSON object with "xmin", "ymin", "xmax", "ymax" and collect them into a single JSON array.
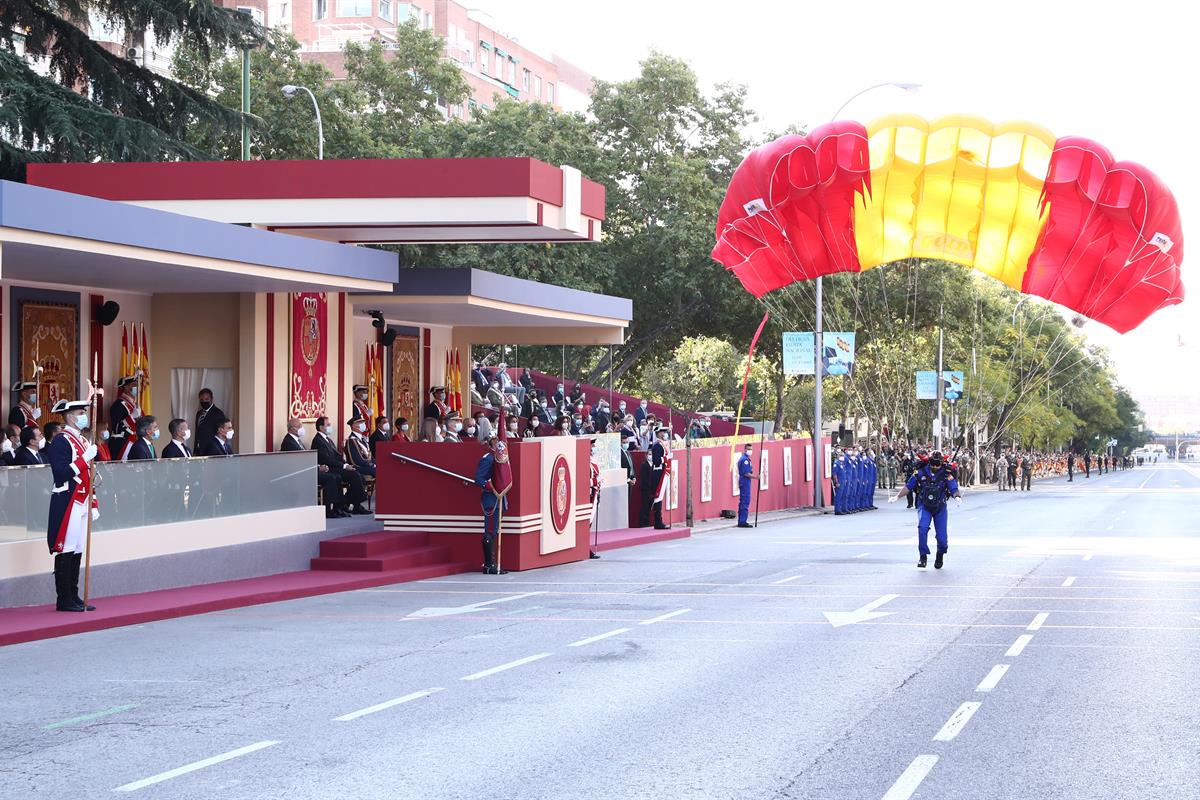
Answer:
[{"xmin": 713, "ymin": 115, "xmax": 1184, "ymax": 333}]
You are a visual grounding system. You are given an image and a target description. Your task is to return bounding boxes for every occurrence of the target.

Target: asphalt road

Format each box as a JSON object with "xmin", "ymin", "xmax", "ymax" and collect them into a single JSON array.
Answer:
[{"xmin": 2, "ymin": 460, "xmax": 1198, "ymax": 800}]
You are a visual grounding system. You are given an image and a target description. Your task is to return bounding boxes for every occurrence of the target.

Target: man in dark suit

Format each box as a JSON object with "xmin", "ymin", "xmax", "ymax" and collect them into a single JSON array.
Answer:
[
  {"xmin": 282, "ymin": 417, "xmax": 347, "ymax": 518},
  {"xmin": 634, "ymin": 399, "xmax": 650, "ymax": 426},
  {"xmin": 1, "ymin": 424, "xmax": 19, "ymax": 465},
  {"xmin": 161, "ymin": 418, "xmax": 192, "ymax": 459},
  {"xmin": 368, "ymin": 415, "xmax": 390, "ymax": 458},
  {"xmin": 14, "ymin": 426, "xmax": 45, "ymax": 465},
  {"xmin": 202, "ymin": 419, "xmax": 235, "ymax": 457},
  {"xmin": 311, "ymin": 415, "xmax": 369, "ymax": 514},
  {"xmin": 194, "ymin": 388, "xmax": 228, "ymax": 451},
  {"xmin": 125, "ymin": 416, "xmax": 159, "ymax": 461},
  {"xmin": 471, "ymin": 361, "xmax": 489, "ymax": 395}
]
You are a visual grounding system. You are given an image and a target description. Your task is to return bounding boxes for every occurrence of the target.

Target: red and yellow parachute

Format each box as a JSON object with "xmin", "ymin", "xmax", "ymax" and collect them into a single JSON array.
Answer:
[{"xmin": 713, "ymin": 115, "xmax": 1184, "ymax": 333}]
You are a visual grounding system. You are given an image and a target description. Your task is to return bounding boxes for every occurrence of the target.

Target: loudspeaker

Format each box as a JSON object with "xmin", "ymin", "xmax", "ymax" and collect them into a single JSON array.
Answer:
[
  {"xmin": 96, "ymin": 301, "xmax": 120, "ymax": 326},
  {"xmin": 380, "ymin": 329, "xmax": 397, "ymax": 347}
]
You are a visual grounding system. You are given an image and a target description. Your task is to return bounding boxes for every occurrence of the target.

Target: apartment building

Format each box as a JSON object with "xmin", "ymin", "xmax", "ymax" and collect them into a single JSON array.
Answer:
[{"xmin": 239, "ymin": 0, "xmax": 594, "ymax": 116}]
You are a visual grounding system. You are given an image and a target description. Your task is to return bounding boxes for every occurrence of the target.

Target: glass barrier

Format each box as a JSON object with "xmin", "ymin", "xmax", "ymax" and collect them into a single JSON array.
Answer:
[{"xmin": 0, "ymin": 452, "xmax": 317, "ymax": 543}]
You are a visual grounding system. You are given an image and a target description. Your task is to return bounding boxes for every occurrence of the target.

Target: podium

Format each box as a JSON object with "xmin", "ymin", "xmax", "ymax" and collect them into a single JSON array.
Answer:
[{"xmin": 375, "ymin": 438, "xmax": 594, "ymax": 572}]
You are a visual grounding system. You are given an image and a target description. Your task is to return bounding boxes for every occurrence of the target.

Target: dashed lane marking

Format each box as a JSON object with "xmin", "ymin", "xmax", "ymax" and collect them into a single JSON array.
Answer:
[
  {"xmin": 332, "ymin": 688, "xmax": 443, "ymax": 722},
  {"xmin": 1027, "ymin": 613, "xmax": 1049, "ymax": 631},
  {"xmin": 461, "ymin": 653, "xmax": 553, "ymax": 681},
  {"xmin": 44, "ymin": 704, "xmax": 139, "ymax": 730},
  {"xmin": 772, "ymin": 574, "xmax": 807, "ymax": 585},
  {"xmin": 568, "ymin": 628, "xmax": 631, "ymax": 647},
  {"xmin": 1006, "ymin": 634, "xmax": 1034, "ymax": 657},
  {"xmin": 113, "ymin": 740, "xmax": 280, "ymax": 792},
  {"xmin": 1083, "ymin": 553, "xmax": 1094, "ymax": 561},
  {"xmin": 1062, "ymin": 577, "xmax": 1077, "ymax": 587},
  {"xmin": 933, "ymin": 701, "xmax": 981, "ymax": 741},
  {"xmin": 976, "ymin": 665, "xmax": 1010, "ymax": 692},
  {"xmin": 881, "ymin": 755, "xmax": 939, "ymax": 800}
]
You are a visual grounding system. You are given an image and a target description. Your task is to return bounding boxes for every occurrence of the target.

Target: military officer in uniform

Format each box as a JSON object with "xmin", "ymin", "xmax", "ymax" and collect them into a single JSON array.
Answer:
[
  {"xmin": 9, "ymin": 380, "xmax": 41, "ymax": 428},
  {"xmin": 736, "ymin": 443, "xmax": 756, "ymax": 528},
  {"xmin": 351, "ymin": 385, "xmax": 371, "ymax": 433},
  {"xmin": 109, "ymin": 375, "xmax": 142, "ymax": 461},
  {"xmin": 832, "ymin": 448, "xmax": 846, "ymax": 515},
  {"xmin": 46, "ymin": 399, "xmax": 99, "ymax": 611},
  {"xmin": 474, "ymin": 436, "xmax": 512, "ymax": 574},
  {"xmin": 344, "ymin": 417, "xmax": 376, "ymax": 476}
]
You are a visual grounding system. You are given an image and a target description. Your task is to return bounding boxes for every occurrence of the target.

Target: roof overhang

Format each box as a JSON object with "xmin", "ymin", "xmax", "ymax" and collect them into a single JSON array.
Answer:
[
  {"xmin": 0, "ymin": 181, "xmax": 396, "ymax": 293},
  {"xmin": 27, "ymin": 158, "xmax": 606, "ymax": 245},
  {"xmin": 351, "ymin": 268, "xmax": 630, "ymax": 345}
]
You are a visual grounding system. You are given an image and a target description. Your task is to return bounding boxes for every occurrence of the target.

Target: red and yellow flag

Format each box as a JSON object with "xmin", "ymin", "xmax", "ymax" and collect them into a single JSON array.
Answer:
[{"xmin": 140, "ymin": 322, "xmax": 152, "ymax": 414}]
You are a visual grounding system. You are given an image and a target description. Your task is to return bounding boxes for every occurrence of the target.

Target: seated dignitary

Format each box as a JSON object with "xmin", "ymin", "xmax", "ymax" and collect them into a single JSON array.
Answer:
[
  {"xmin": 125, "ymin": 416, "xmax": 160, "ymax": 461},
  {"xmin": 281, "ymin": 418, "xmax": 348, "ymax": 519},
  {"xmin": 14, "ymin": 425, "xmax": 45, "ymax": 465},
  {"xmin": 345, "ymin": 417, "xmax": 377, "ymax": 476},
  {"xmin": 368, "ymin": 416, "xmax": 390, "ymax": 458},
  {"xmin": 202, "ymin": 419, "xmax": 236, "ymax": 457},
  {"xmin": 161, "ymin": 418, "xmax": 193, "ymax": 459},
  {"xmin": 1, "ymin": 424, "xmax": 19, "ymax": 465},
  {"xmin": 311, "ymin": 415, "xmax": 370, "ymax": 515}
]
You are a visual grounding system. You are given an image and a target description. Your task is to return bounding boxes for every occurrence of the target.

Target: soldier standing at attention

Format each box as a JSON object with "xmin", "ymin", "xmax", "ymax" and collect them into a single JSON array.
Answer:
[
  {"xmin": 46, "ymin": 399, "xmax": 99, "ymax": 611},
  {"xmin": 736, "ymin": 442, "xmax": 755, "ymax": 528},
  {"xmin": 109, "ymin": 375, "xmax": 141, "ymax": 461},
  {"xmin": 9, "ymin": 380, "xmax": 40, "ymax": 428},
  {"xmin": 474, "ymin": 436, "xmax": 512, "ymax": 575}
]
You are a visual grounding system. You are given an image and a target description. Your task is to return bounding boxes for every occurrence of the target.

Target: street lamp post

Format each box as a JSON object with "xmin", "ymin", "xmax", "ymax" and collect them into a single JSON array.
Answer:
[
  {"xmin": 282, "ymin": 84, "xmax": 324, "ymax": 160},
  {"xmin": 812, "ymin": 81, "xmax": 921, "ymax": 509}
]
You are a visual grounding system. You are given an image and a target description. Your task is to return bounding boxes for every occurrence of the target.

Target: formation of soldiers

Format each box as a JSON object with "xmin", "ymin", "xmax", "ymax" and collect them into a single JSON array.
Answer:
[{"xmin": 831, "ymin": 447, "xmax": 880, "ymax": 514}]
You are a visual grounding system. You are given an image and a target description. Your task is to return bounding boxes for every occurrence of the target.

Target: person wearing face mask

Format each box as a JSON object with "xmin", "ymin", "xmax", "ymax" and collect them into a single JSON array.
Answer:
[
  {"xmin": 472, "ymin": 413, "xmax": 492, "ymax": 443},
  {"xmin": 592, "ymin": 400, "xmax": 611, "ymax": 433},
  {"xmin": 556, "ymin": 416, "xmax": 573, "ymax": 437},
  {"xmin": 391, "ymin": 417, "xmax": 411, "ymax": 442},
  {"xmin": 1, "ymin": 424, "xmax": 19, "ymax": 466},
  {"xmin": 425, "ymin": 387, "xmax": 450, "ymax": 425},
  {"xmin": 92, "ymin": 421, "xmax": 113, "ymax": 461},
  {"xmin": 109, "ymin": 375, "xmax": 142, "ymax": 460},
  {"xmin": 282, "ymin": 418, "xmax": 346, "ymax": 518},
  {"xmin": 46, "ymin": 399, "xmax": 100, "ymax": 612},
  {"xmin": 202, "ymin": 419, "xmax": 236, "ymax": 457},
  {"xmin": 310, "ymin": 415, "xmax": 369, "ymax": 514},
  {"xmin": 9, "ymin": 380, "xmax": 41, "ymax": 428},
  {"xmin": 442, "ymin": 412, "xmax": 464, "ymax": 444},
  {"xmin": 368, "ymin": 415, "xmax": 390, "ymax": 458},
  {"xmin": 15, "ymin": 425, "xmax": 45, "ymax": 465},
  {"xmin": 161, "ymin": 419, "xmax": 192, "ymax": 459},
  {"xmin": 522, "ymin": 417, "xmax": 541, "ymax": 438},
  {"xmin": 551, "ymin": 383, "xmax": 566, "ymax": 413},
  {"xmin": 634, "ymin": 399, "xmax": 650, "ymax": 427},
  {"xmin": 344, "ymin": 417, "xmax": 376, "ymax": 476},
  {"xmin": 195, "ymin": 388, "xmax": 228, "ymax": 452},
  {"xmin": 505, "ymin": 417, "xmax": 520, "ymax": 439},
  {"xmin": 486, "ymin": 379, "xmax": 506, "ymax": 411},
  {"xmin": 351, "ymin": 385, "xmax": 372, "ymax": 435},
  {"xmin": 620, "ymin": 433, "xmax": 638, "ymax": 484},
  {"xmin": 125, "ymin": 416, "xmax": 160, "ymax": 461}
]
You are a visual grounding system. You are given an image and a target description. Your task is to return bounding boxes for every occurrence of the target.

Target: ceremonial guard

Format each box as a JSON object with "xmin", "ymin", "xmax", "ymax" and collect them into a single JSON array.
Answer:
[
  {"xmin": 589, "ymin": 440, "xmax": 603, "ymax": 558},
  {"xmin": 638, "ymin": 428, "xmax": 669, "ymax": 529},
  {"xmin": 736, "ymin": 443, "xmax": 755, "ymax": 528},
  {"xmin": 474, "ymin": 436, "xmax": 512, "ymax": 574},
  {"xmin": 351, "ymin": 385, "xmax": 372, "ymax": 432},
  {"xmin": 891, "ymin": 450, "xmax": 962, "ymax": 569},
  {"xmin": 46, "ymin": 400, "xmax": 99, "ymax": 611},
  {"xmin": 109, "ymin": 375, "xmax": 141, "ymax": 461},
  {"xmin": 9, "ymin": 380, "xmax": 40, "ymax": 428}
]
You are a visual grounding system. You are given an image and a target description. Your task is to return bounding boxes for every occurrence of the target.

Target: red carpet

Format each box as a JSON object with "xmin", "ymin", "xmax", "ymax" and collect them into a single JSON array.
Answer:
[{"xmin": 593, "ymin": 526, "xmax": 691, "ymax": 552}]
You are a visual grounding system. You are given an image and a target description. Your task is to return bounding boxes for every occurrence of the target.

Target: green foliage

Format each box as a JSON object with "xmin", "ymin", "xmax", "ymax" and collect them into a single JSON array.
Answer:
[
  {"xmin": 0, "ymin": 0, "xmax": 262, "ymax": 179},
  {"xmin": 639, "ymin": 336, "xmax": 743, "ymax": 414}
]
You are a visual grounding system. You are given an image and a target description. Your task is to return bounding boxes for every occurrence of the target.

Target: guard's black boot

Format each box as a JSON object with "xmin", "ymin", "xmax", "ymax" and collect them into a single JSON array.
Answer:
[
  {"xmin": 918, "ymin": 556, "xmax": 927, "ymax": 568},
  {"xmin": 70, "ymin": 553, "xmax": 95, "ymax": 610},
  {"xmin": 589, "ymin": 551, "xmax": 600, "ymax": 559},
  {"xmin": 54, "ymin": 555, "xmax": 75, "ymax": 611},
  {"xmin": 934, "ymin": 552, "xmax": 945, "ymax": 569}
]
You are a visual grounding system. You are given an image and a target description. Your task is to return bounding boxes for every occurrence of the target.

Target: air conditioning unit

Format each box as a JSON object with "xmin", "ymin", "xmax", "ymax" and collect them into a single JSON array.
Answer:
[
  {"xmin": 236, "ymin": 6, "xmax": 265, "ymax": 25},
  {"xmin": 126, "ymin": 46, "xmax": 143, "ymax": 61}
]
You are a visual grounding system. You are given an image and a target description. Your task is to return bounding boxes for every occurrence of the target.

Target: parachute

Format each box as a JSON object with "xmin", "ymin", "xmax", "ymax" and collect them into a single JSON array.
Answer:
[{"xmin": 713, "ymin": 115, "xmax": 1184, "ymax": 333}]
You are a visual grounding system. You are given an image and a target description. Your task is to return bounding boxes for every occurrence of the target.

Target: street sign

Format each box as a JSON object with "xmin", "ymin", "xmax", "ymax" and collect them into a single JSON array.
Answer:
[
  {"xmin": 916, "ymin": 371, "xmax": 938, "ymax": 400},
  {"xmin": 783, "ymin": 332, "xmax": 856, "ymax": 375}
]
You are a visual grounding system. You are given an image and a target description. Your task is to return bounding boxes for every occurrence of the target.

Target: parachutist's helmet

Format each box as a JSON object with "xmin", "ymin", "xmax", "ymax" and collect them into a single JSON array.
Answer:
[{"xmin": 928, "ymin": 451, "xmax": 944, "ymax": 467}]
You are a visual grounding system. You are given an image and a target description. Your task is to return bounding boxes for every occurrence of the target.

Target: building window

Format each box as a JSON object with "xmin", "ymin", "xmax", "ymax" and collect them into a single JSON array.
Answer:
[
  {"xmin": 314, "ymin": 0, "xmax": 327, "ymax": 19},
  {"xmin": 336, "ymin": 0, "xmax": 371, "ymax": 16},
  {"xmin": 379, "ymin": 0, "xmax": 392, "ymax": 21},
  {"xmin": 535, "ymin": 75, "xmax": 542, "ymax": 98},
  {"xmin": 479, "ymin": 49, "xmax": 488, "ymax": 73},
  {"xmin": 546, "ymin": 82, "xmax": 555, "ymax": 104},
  {"xmin": 522, "ymin": 68, "xmax": 531, "ymax": 92},
  {"xmin": 423, "ymin": 10, "xmax": 432, "ymax": 27}
]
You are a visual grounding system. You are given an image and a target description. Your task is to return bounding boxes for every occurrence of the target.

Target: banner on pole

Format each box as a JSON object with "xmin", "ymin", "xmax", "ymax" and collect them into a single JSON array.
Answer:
[
  {"xmin": 942, "ymin": 371, "xmax": 964, "ymax": 401},
  {"xmin": 915, "ymin": 370, "xmax": 938, "ymax": 400},
  {"xmin": 782, "ymin": 332, "xmax": 856, "ymax": 375}
]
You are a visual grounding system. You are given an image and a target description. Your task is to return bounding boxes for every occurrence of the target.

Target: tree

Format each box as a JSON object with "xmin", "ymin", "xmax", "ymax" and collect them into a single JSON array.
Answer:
[
  {"xmin": 640, "ymin": 336, "xmax": 743, "ymax": 414},
  {"xmin": 0, "ymin": 0, "xmax": 261, "ymax": 180}
]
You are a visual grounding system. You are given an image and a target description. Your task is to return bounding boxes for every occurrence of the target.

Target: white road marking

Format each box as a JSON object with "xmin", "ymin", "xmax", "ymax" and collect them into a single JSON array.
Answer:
[
  {"xmin": 933, "ymin": 701, "xmax": 981, "ymax": 741},
  {"xmin": 772, "ymin": 574, "xmax": 807, "ymax": 585},
  {"xmin": 640, "ymin": 609, "xmax": 692, "ymax": 625},
  {"xmin": 823, "ymin": 594, "xmax": 899, "ymax": 628},
  {"xmin": 113, "ymin": 740, "xmax": 280, "ymax": 792},
  {"xmin": 333, "ymin": 688, "xmax": 443, "ymax": 722},
  {"xmin": 976, "ymin": 664, "xmax": 1010, "ymax": 692},
  {"xmin": 1083, "ymin": 553, "xmax": 1094, "ymax": 561},
  {"xmin": 568, "ymin": 628, "xmax": 631, "ymax": 647},
  {"xmin": 881, "ymin": 755, "xmax": 939, "ymax": 800},
  {"xmin": 405, "ymin": 591, "xmax": 547, "ymax": 619},
  {"xmin": 461, "ymin": 653, "xmax": 553, "ymax": 681},
  {"xmin": 855, "ymin": 552, "xmax": 871, "ymax": 558},
  {"xmin": 1062, "ymin": 577, "xmax": 1077, "ymax": 587},
  {"xmin": 1027, "ymin": 613, "xmax": 1050, "ymax": 631},
  {"xmin": 1006, "ymin": 634, "xmax": 1034, "ymax": 657}
]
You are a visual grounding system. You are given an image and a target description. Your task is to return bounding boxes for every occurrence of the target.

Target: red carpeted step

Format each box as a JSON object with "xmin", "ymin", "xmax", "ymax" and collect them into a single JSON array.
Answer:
[
  {"xmin": 317, "ymin": 531, "xmax": 429, "ymax": 558},
  {"xmin": 594, "ymin": 526, "xmax": 691, "ymax": 552},
  {"xmin": 311, "ymin": 544, "xmax": 454, "ymax": 572}
]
